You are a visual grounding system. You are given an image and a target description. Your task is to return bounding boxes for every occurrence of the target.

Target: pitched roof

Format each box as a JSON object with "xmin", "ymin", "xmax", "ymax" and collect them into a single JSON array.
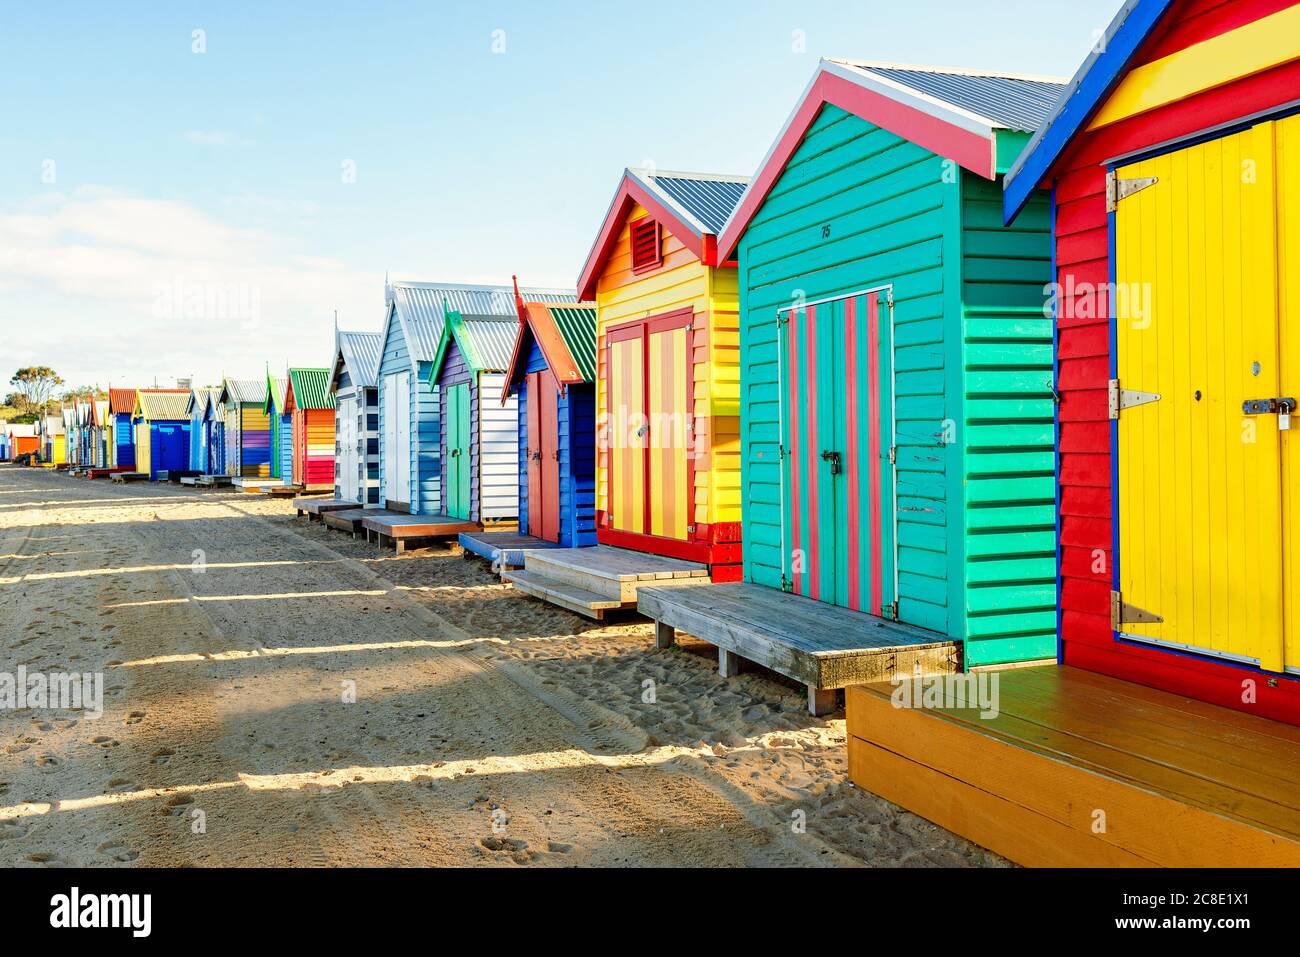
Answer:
[
  {"xmin": 287, "ymin": 368, "xmax": 335, "ymax": 410},
  {"xmin": 384, "ymin": 280, "xmax": 577, "ymax": 365},
  {"xmin": 92, "ymin": 400, "xmax": 108, "ymax": 426},
  {"xmin": 7, "ymin": 424, "xmax": 35, "ymax": 438},
  {"xmin": 264, "ymin": 373, "xmax": 289, "ymax": 415},
  {"xmin": 135, "ymin": 390, "xmax": 191, "ymax": 421},
  {"xmin": 577, "ymin": 168, "xmax": 750, "ymax": 300},
  {"xmin": 186, "ymin": 387, "xmax": 209, "ymax": 417},
  {"xmin": 108, "ymin": 387, "xmax": 137, "ymax": 415},
  {"xmin": 428, "ymin": 309, "xmax": 518, "ymax": 383},
  {"xmin": 718, "ymin": 58, "xmax": 1068, "ymax": 259},
  {"xmin": 219, "ymin": 378, "xmax": 267, "ymax": 406},
  {"xmin": 1004, "ymin": 0, "xmax": 1174, "ymax": 221},
  {"xmin": 332, "ymin": 330, "xmax": 383, "ymax": 391},
  {"xmin": 503, "ymin": 294, "xmax": 597, "ymax": 399}
]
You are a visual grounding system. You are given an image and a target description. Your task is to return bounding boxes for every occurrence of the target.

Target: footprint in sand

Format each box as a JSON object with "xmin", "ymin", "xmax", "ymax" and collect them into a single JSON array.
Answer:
[
  {"xmin": 96, "ymin": 840, "xmax": 139, "ymax": 863},
  {"xmin": 151, "ymin": 748, "xmax": 174, "ymax": 765},
  {"xmin": 35, "ymin": 754, "xmax": 62, "ymax": 772},
  {"xmin": 0, "ymin": 821, "xmax": 29, "ymax": 842},
  {"xmin": 124, "ymin": 711, "xmax": 146, "ymax": 725},
  {"xmin": 25, "ymin": 852, "xmax": 67, "ymax": 867},
  {"xmin": 4, "ymin": 743, "xmax": 31, "ymax": 754},
  {"xmin": 162, "ymin": 794, "xmax": 194, "ymax": 817},
  {"xmin": 91, "ymin": 736, "xmax": 120, "ymax": 749}
]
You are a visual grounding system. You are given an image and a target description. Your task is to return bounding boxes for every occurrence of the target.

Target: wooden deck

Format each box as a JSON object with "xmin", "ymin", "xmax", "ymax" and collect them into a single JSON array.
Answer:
[
  {"xmin": 322, "ymin": 508, "xmax": 368, "ymax": 536},
  {"xmin": 639, "ymin": 583, "xmax": 958, "ymax": 715},
  {"xmin": 231, "ymin": 477, "xmax": 285, "ymax": 492},
  {"xmin": 361, "ymin": 512, "xmax": 478, "ymax": 553},
  {"xmin": 110, "ymin": 472, "xmax": 148, "ymax": 483},
  {"xmin": 458, "ymin": 531, "xmax": 560, "ymax": 570},
  {"xmin": 158, "ymin": 469, "xmax": 202, "ymax": 483},
  {"xmin": 193, "ymin": 474, "xmax": 233, "ymax": 488},
  {"xmin": 294, "ymin": 497, "xmax": 356, "ymax": 520},
  {"xmin": 503, "ymin": 545, "xmax": 710, "ymax": 620},
  {"xmin": 846, "ymin": 665, "xmax": 1300, "ymax": 867}
]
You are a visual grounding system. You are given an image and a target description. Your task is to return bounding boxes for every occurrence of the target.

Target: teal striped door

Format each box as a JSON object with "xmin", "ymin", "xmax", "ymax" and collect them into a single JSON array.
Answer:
[
  {"xmin": 780, "ymin": 288, "xmax": 897, "ymax": 617},
  {"xmin": 446, "ymin": 383, "xmax": 471, "ymax": 520}
]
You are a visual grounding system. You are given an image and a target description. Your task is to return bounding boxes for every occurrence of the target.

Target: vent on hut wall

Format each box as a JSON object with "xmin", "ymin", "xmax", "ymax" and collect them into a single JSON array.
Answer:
[{"xmin": 631, "ymin": 218, "xmax": 662, "ymax": 274}]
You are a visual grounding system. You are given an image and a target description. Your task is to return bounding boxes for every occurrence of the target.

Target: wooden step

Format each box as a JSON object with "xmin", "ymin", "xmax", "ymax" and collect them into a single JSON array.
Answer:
[
  {"xmin": 846, "ymin": 667, "xmax": 1300, "ymax": 867},
  {"xmin": 523, "ymin": 545, "xmax": 709, "ymax": 602},
  {"xmin": 503, "ymin": 569, "xmax": 625, "ymax": 620}
]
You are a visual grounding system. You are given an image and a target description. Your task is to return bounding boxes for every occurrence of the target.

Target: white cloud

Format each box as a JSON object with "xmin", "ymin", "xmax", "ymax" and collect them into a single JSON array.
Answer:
[{"xmin": 0, "ymin": 188, "xmax": 380, "ymax": 388}]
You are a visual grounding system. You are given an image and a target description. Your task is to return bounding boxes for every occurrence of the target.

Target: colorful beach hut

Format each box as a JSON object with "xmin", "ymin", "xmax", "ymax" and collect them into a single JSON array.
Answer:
[
  {"xmin": 186, "ymin": 388, "xmax": 208, "ymax": 472},
  {"xmin": 264, "ymin": 373, "xmax": 293, "ymax": 485},
  {"xmin": 376, "ymin": 280, "xmax": 575, "ymax": 515},
  {"xmin": 1004, "ymin": 0, "xmax": 1300, "ymax": 722},
  {"xmin": 330, "ymin": 329, "xmax": 382, "ymax": 507},
  {"xmin": 7, "ymin": 424, "xmax": 37, "ymax": 460},
  {"xmin": 502, "ymin": 287, "xmax": 598, "ymax": 547},
  {"xmin": 217, "ymin": 378, "xmax": 271, "ymax": 479},
  {"xmin": 285, "ymin": 368, "xmax": 335, "ymax": 491},
  {"xmin": 107, "ymin": 387, "xmax": 136, "ymax": 469},
  {"xmin": 200, "ymin": 387, "xmax": 226, "ymax": 475},
  {"xmin": 132, "ymin": 389, "xmax": 191, "ymax": 480},
  {"xmin": 576, "ymin": 168, "xmax": 750, "ymax": 579},
  {"xmin": 39, "ymin": 414, "xmax": 64, "ymax": 465},
  {"xmin": 89, "ymin": 399, "xmax": 110, "ymax": 468},
  {"xmin": 425, "ymin": 307, "xmax": 520, "ymax": 525},
  {"xmin": 716, "ymin": 59, "xmax": 1066, "ymax": 668}
]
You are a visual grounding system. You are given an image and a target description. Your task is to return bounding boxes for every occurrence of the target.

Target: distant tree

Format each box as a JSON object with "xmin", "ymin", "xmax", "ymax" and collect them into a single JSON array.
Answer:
[{"xmin": 11, "ymin": 367, "xmax": 63, "ymax": 417}]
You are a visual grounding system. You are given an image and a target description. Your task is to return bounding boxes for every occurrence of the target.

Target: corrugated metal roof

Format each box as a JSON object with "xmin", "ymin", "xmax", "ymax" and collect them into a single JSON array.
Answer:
[
  {"xmin": 339, "ymin": 330, "xmax": 382, "ymax": 388},
  {"xmin": 187, "ymin": 388, "xmax": 208, "ymax": 416},
  {"xmin": 828, "ymin": 61, "xmax": 1067, "ymax": 133},
  {"xmin": 266, "ymin": 375, "xmax": 289, "ymax": 413},
  {"xmin": 548, "ymin": 305, "xmax": 597, "ymax": 383},
  {"xmin": 221, "ymin": 378, "xmax": 267, "ymax": 405},
  {"xmin": 630, "ymin": 169, "xmax": 749, "ymax": 235},
  {"xmin": 137, "ymin": 391, "xmax": 190, "ymax": 420},
  {"xmin": 391, "ymin": 281, "xmax": 577, "ymax": 362},
  {"xmin": 288, "ymin": 368, "xmax": 335, "ymax": 410},
  {"xmin": 457, "ymin": 319, "xmax": 518, "ymax": 372},
  {"xmin": 108, "ymin": 387, "xmax": 137, "ymax": 414},
  {"xmin": 8, "ymin": 424, "xmax": 35, "ymax": 438}
]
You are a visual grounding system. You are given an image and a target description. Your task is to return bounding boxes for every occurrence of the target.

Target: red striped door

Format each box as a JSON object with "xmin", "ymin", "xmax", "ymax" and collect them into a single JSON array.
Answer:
[
  {"xmin": 526, "ymin": 372, "xmax": 543, "ymax": 537},
  {"xmin": 538, "ymin": 369, "xmax": 560, "ymax": 542},
  {"xmin": 780, "ymin": 289, "xmax": 896, "ymax": 617}
]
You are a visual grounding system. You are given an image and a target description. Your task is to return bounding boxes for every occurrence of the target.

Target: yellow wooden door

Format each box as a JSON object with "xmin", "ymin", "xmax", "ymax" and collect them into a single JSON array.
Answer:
[
  {"xmin": 647, "ymin": 325, "xmax": 689, "ymax": 540},
  {"xmin": 1115, "ymin": 120, "xmax": 1287, "ymax": 673},
  {"xmin": 1279, "ymin": 113, "xmax": 1300, "ymax": 676},
  {"xmin": 608, "ymin": 336, "xmax": 644, "ymax": 534}
]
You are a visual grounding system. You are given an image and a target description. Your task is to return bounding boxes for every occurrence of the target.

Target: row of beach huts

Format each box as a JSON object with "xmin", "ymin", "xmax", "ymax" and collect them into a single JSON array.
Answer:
[{"xmin": 10, "ymin": 0, "xmax": 1300, "ymax": 867}]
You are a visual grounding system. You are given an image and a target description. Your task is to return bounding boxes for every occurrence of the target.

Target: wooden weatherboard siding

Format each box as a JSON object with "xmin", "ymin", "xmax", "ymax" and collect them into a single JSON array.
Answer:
[
  {"xmin": 738, "ymin": 103, "xmax": 1056, "ymax": 665},
  {"xmin": 593, "ymin": 201, "xmax": 742, "ymax": 574},
  {"xmin": 1009, "ymin": 0, "xmax": 1300, "ymax": 721},
  {"xmin": 516, "ymin": 335, "xmax": 597, "ymax": 548},
  {"xmin": 377, "ymin": 301, "xmax": 440, "ymax": 514}
]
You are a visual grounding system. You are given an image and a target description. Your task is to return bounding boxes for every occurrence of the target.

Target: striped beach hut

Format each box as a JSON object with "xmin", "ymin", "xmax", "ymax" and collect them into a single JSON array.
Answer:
[
  {"xmin": 376, "ymin": 280, "xmax": 575, "ymax": 514},
  {"xmin": 1004, "ymin": 0, "xmax": 1300, "ymax": 722},
  {"xmin": 107, "ymin": 387, "xmax": 137, "ymax": 469},
  {"xmin": 40, "ymin": 414, "xmax": 65, "ymax": 464},
  {"xmin": 90, "ymin": 399, "xmax": 110, "ymax": 467},
  {"xmin": 186, "ymin": 387, "xmax": 208, "ymax": 472},
  {"xmin": 426, "ymin": 306, "xmax": 520, "ymax": 524},
  {"xmin": 503, "ymin": 288, "xmax": 598, "ymax": 547},
  {"xmin": 217, "ymin": 378, "xmax": 270, "ymax": 479},
  {"xmin": 286, "ymin": 368, "xmax": 335, "ymax": 491},
  {"xmin": 62, "ymin": 408, "xmax": 78, "ymax": 466},
  {"xmin": 132, "ymin": 389, "xmax": 191, "ymax": 480},
  {"xmin": 330, "ymin": 329, "xmax": 382, "ymax": 507},
  {"xmin": 264, "ymin": 373, "xmax": 293, "ymax": 484},
  {"xmin": 719, "ymin": 59, "xmax": 1066, "ymax": 667},
  {"xmin": 577, "ymin": 168, "xmax": 750, "ymax": 578}
]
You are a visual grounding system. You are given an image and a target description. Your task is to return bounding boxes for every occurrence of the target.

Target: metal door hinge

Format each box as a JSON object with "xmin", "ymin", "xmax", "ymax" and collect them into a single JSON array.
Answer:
[
  {"xmin": 781, "ymin": 575, "xmax": 793, "ymax": 593},
  {"xmin": 885, "ymin": 601, "xmax": 899, "ymax": 622},
  {"xmin": 1111, "ymin": 591, "xmax": 1163, "ymax": 630},
  {"xmin": 1106, "ymin": 172, "xmax": 1159, "ymax": 212},
  {"xmin": 888, "ymin": 446, "xmax": 897, "ymax": 466},
  {"xmin": 1108, "ymin": 378, "xmax": 1161, "ymax": 420}
]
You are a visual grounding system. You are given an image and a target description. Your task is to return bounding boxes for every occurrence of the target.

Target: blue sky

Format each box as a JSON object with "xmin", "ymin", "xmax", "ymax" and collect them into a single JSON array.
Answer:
[{"xmin": 0, "ymin": 0, "xmax": 1122, "ymax": 390}]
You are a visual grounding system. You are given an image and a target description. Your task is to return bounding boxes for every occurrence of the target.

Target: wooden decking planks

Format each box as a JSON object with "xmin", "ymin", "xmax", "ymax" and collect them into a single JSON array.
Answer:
[
  {"xmin": 504, "ymin": 569, "xmax": 624, "ymax": 619},
  {"xmin": 294, "ymin": 498, "xmax": 356, "ymax": 519},
  {"xmin": 322, "ymin": 508, "xmax": 368, "ymax": 535},
  {"xmin": 361, "ymin": 513, "xmax": 478, "ymax": 553},
  {"xmin": 458, "ymin": 531, "xmax": 560, "ymax": 569},
  {"xmin": 846, "ymin": 666, "xmax": 1300, "ymax": 867},
  {"xmin": 533, "ymin": 544, "xmax": 707, "ymax": 582},
  {"xmin": 638, "ymin": 583, "xmax": 958, "ymax": 715}
]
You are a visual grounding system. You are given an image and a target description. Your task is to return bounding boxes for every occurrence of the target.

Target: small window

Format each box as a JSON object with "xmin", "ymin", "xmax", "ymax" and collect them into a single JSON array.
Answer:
[{"xmin": 630, "ymin": 218, "xmax": 662, "ymax": 273}]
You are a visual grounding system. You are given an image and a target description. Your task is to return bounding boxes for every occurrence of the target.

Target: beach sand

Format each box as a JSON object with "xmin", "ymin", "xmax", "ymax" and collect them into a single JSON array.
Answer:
[{"xmin": 0, "ymin": 464, "xmax": 1004, "ymax": 867}]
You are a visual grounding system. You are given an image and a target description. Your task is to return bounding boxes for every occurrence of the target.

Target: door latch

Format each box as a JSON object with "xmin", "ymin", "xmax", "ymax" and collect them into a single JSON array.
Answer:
[
  {"xmin": 820, "ymin": 450, "xmax": 842, "ymax": 475},
  {"xmin": 531, "ymin": 449, "xmax": 541, "ymax": 461},
  {"xmin": 1242, "ymin": 397, "xmax": 1297, "ymax": 431}
]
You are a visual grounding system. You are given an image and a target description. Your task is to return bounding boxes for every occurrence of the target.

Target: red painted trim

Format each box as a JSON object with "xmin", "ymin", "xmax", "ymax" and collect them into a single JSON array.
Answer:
[
  {"xmin": 719, "ymin": 69, "xmax": 996, "ymax": 259},
  {"xmin": 787, "ymin": 309, "xmax": 801, "ymax": 595},
  {"xmin": 845, "ymin": 296, "xmax": 860, "ymax": 612},
  {"xmin": 866, "ymin": 292, "xmax": 884, "ymax": 618},
  {"xmin": 597, "ymin": 526, "xmax": 711, "ymax": 564},
  {"xmin": 805, "ymin": 303, "xmax": 820, "ymax": 603},
  {"xmin": 577, "ymin": 173, "xmax": 711, "ymax": 301}
]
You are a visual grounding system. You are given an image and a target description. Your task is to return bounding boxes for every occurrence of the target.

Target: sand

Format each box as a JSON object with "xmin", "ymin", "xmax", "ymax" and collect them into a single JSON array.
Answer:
[{"xmin": 0, "ymin": 464, "xmax": 1004, "ymax": 867}]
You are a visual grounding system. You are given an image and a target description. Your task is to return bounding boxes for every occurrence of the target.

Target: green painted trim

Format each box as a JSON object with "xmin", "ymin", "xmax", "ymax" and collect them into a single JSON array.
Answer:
[{"xmin": 942, "ymin": 169, "xmax": 967, "ymax": 650}]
